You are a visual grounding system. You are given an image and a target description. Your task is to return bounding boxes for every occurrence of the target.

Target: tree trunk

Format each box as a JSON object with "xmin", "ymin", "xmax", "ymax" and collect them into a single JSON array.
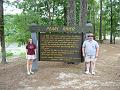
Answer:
[
  {"xmin": 67, "ymin": 0, "xmax": 76, "ymax": 26},
  {"xmin": 47, "ymin": 0, "xmax": 52, "ymax": 25},
  {"xmin": 99, "ymin": 0, "xmax": 103, "ymax": 43},
  {"xmin": 110, "ymin": 0, "xmax": 113, "ymax": 44},
  {"xmin": 79, "ymin": 0, "xmax": 87, "ymax": 27},
  {"xmin": 52, "ymin": 0, "xmax": 55, "ymax": 25},
  {"xmin": 103, "ymin": 29, "xmax": 106, "ymax": 40},
  {"xmin": 113, "ymin": 36, "xmax": 116, "ymax": 44},
  {"xmin": 93, "ymin": 2, "xmax": 96, "ymax": 36},
  {"xmin": 103, "ymin": 23, "xmax": 106, "ymax": 40},
  {"xmin": 64, "ymin": 3, "xmax": 67, "ymax": 26},
  {"xmin": 66, "ymin": 0, "xmax": 76, "ymax": 64},
  {"xmin": 0, "ymin": 0, "xmax": 7, "ymax": 64}
]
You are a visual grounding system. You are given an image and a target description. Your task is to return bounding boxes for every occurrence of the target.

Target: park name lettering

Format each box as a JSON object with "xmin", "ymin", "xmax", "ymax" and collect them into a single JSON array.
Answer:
[
  {"xmin": 46, "ymin": 26, "xmax": 75, "ymax": 32},
  {"xmin": 63, "ymin": 27, "xmax": 75, "ymax": 32},
  {"xmin": 47, "ymin": 27, "xmax": 59, "ymax": 32}
]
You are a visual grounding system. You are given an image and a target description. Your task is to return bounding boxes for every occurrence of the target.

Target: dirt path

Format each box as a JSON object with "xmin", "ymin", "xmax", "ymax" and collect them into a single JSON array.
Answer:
[{"xmin": 0, "ymin": 43, "xmax": 120, "ymax": 90}]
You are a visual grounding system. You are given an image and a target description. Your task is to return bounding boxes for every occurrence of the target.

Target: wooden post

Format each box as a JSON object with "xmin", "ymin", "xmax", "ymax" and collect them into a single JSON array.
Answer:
[{"xmin": 31, "ymin": 32, "xmax": 38, "ymax": 71}]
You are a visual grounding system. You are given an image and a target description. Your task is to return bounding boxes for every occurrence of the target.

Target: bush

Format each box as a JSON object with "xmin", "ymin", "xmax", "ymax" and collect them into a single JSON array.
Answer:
[
  {"xmin": 6, "ymin": 52, "xmax": 13, "ymax": 57},
  {"xmin": 19, "ymin": 52, "xmax": 26, "ymax": 58}
]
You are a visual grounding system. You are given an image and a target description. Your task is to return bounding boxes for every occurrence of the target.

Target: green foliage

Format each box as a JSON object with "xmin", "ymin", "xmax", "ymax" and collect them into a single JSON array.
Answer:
[
  {"xmin": 19, "ymin": 52, "xmax": 26, "ymax": 58},
  {"xmin": 6, "ymin": 52, "xmax": 13, "ymax": 57},
  {"xmin": 4, "ymin": 0, "xmax": 67, "ymax": 44},
  {"xmin": 4, "ymin": 12, "xmax": 43, "ymax": 44},
  {"xmin": 4, "ymin": 0, "xmax": 120, "ymax": 44},
  {"xmin": 104, "ymin": 0, "xmax": 120, "ymax": 36}
]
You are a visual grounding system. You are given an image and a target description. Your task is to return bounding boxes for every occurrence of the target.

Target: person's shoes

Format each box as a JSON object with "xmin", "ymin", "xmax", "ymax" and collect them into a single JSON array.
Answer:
[
  {"xmin": 30, "ymin": 71, "xmax": 34, "ymax": 74},
  {"xmin": 27, "ymin": 72, "xmax": 31, "ymax": 75},
  {"xmin": 84, "ymin": 70, "xmax": 90, "ymax": 74},
  {"xmin": 91, "ymin": 71, "xmax": 95, "ymax": 75}
]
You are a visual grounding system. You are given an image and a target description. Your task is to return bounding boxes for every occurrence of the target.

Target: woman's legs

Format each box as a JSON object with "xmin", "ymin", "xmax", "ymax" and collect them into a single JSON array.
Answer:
[
  {"xmin": 29, "ymin": 60, "xmax": 34, "ymax": 74},
  {"xmin": 27, "ymin": 60, "xmax": 34, "ymax": 75},
  {"xmin": 27, "ymin": 60, "xmax": 30, "ymax": 75}
]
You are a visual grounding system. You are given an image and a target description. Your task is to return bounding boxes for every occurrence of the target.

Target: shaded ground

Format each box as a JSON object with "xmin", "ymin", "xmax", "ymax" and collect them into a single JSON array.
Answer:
[{"xmin": 0, "ymin": 41, "xmax": 120, "ymax": 90}]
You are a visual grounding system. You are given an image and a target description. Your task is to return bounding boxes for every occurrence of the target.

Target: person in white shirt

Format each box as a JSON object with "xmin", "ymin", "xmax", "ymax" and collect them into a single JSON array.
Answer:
[{"xmin": 82, "ymin": 33, "xmax": 99, "ymax": 75}]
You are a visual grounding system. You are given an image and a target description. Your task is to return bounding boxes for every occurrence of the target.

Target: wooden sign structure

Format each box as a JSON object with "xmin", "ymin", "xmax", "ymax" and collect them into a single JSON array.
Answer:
[{"xmin": 29, "ymin": 25, "xmax": 92, "ymax": 63}]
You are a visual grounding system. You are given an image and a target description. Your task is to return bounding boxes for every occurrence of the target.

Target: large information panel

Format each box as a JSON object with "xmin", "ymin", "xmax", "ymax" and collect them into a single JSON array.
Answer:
[
  {"xmin": 40, "ymin": 33, "xmax": 82, "ymax": 62},
  {"xmin": 29, "ymin": 25, "xmax": 92, "ymax": 62}
]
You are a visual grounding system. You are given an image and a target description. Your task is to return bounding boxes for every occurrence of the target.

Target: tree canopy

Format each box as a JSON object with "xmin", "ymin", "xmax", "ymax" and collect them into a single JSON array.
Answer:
[{"xmin": 4, "ymin": 0, "xmax": 120, "ymax": 44}]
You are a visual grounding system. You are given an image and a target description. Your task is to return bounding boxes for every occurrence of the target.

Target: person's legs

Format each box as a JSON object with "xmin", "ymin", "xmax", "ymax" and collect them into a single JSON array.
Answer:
[
  {"xmin": 84, "ymin": 57, "xmax": 91, "ymax": 74},
  {"xmin": 27, "ymin": 60, "xmax": 30, "ymax": 75},
  {"xmin": 29, "ymin": 60, "xmax": 34, "ymax": 74},
  {"xmin": 85, "ymin": 62, "xmax": 90, "ymax": 73},
  {"xmin": 91, "ymin": 60, "xmax": 96, "ymax": 75}
]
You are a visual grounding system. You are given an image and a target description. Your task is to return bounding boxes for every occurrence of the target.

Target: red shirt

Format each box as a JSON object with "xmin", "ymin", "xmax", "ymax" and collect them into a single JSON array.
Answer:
[{"xmin": 26, "ymin": 43, "xmax": 36, "ymax": 55}]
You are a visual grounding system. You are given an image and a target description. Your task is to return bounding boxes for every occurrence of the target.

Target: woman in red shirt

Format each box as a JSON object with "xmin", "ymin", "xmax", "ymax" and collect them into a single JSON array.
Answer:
[{"xmin": 26, "ymin": 38, "xmax": 36, "ymax": 75}]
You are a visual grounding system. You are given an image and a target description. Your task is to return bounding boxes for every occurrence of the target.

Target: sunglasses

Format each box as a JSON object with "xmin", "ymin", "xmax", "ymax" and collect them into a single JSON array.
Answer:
[{"xmin": 88, "ymin": 35, "xmax": 93, "ymax": 37}]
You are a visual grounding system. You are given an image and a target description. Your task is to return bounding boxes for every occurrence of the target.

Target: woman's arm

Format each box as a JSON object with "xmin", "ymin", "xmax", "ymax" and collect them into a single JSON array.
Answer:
[
  {"xmin": 26, "ymin": 49, "xmax": 28, "ymax": 58},
  {"xmin": 35, "ymin": 49, "xmax": 37, "ymax": 55}
]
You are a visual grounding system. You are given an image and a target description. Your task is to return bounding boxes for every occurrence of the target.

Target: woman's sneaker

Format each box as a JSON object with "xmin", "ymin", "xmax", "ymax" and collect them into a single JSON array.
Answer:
[
  {"xmin": 30, "ymin": 71, "xmax": 34, "ymax": 74},
  {"xmin": 84, "ymin": 70, "xmax": 90, "ymax": 74},
  {"xmin": 27, "ymin": 72, "xmax": 31, "ymax": 75}
]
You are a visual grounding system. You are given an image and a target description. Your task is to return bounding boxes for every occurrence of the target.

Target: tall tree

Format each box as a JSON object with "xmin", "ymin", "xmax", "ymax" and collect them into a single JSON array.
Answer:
[
  {"xmin": 67, "ymin": 0, "xmax": 76, "ymax": 26},
  {"xmin": 99, "ymin": 0, "xmax": 103, "ymax": 43},
  {"xmin": 92, "ymin": 1, "xmax": 96, "ymax": 35},
  {"xmin": 63, "ymin": 0, "xmax": 67, "ymax": 26},
  {"xmin": 80, "ymin": 0, "xmax": 87, "ymax": 27},
  {"xmin": 110, "ymin": 0, "xmax": 113, "ymax": 44},
  {"xmin": 66, "ymin": 0, "xmax": 76, "ymax": 64},
  {"xmin": 88, "ymin": 0, "xmax": 99, "ymax": 36},
  {"xmin": 0, "ymin": 0, "xmax": 7, "ymax": 64}
]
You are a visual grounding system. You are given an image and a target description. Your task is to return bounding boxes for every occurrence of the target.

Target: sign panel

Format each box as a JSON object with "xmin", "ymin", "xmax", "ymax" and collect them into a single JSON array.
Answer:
[{"xmin": 40, "ymin": 33, "xmax": 82, "ymax": 62}]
